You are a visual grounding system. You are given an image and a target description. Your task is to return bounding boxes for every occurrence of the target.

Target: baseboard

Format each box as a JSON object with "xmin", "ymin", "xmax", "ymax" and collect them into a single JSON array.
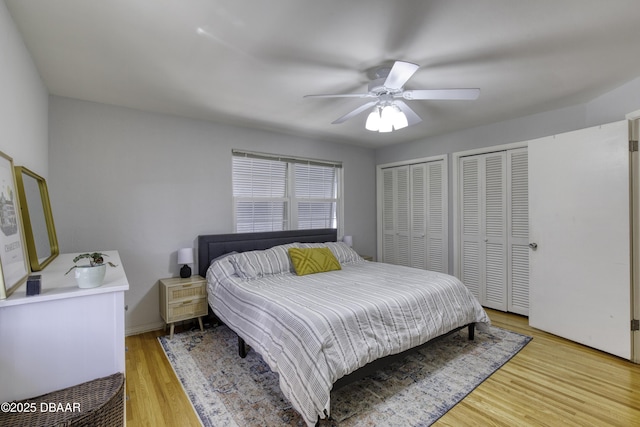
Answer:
[{"xmin": 126, "ymin": 321, "xmax": 164, "ymax": 336}]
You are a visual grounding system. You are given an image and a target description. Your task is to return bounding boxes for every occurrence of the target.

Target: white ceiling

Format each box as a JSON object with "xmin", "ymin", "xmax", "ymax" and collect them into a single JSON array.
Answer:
[{"xmin": 6, "ymin": 0, "xmax": 640, "ymax": 148}]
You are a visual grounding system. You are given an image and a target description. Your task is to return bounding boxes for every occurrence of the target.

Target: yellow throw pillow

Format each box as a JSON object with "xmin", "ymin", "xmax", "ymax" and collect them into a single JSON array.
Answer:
[{"xmin": 288, "ymin": 247, "xmax": 341, "ymax": 276}]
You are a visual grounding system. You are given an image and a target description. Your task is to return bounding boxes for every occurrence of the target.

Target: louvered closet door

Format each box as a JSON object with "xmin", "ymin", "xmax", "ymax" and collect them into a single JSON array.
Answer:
[
  {"xmin": 382, "ymin": 166, "xmax": 410, "ymax": 266},
  {"xmin": 395, "ymin": 166, "xmax": 411, "ymax": 266},
  {"xmin": 460, "ymin": 153, "xmax": 508, "ymax": 310},
  {"xmin": 460, "ymin": 156, "xmax": 482, "ymax": 300},
  {"xmin": 426, "ymin": 162, "xmax": 446, "ymax": 272},
  {"xmin": 382, "ymin": 168, "xmax": 398, "ymax": 264},
  {"xmin": 483, "ymin": 153, "xmax": 508, "ymax": 310},
  {"xmin": 507, "ymin": 148, "xmax": 529, "ymax": 315},
  {"xmin": 409, "ymin": 163, "xmax": 445, "ymax": 271},
  {"xmin": 381, "ymin": 160, "xmax": 447, "ymax": 270},
  {"xmin": 410, "ymin": 164, "xmax": 428, "ymax": 269}
]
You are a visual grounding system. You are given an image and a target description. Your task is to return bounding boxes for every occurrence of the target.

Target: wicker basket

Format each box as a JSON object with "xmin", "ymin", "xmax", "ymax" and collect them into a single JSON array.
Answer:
[{"xmin": 0, "ymin": 373, "xmax": 124, "ymax": 427}]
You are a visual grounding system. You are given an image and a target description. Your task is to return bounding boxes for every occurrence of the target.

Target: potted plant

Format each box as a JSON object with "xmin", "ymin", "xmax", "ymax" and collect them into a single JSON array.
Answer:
[{"xmin": 65, "ymin": 252, "xmax": 117, "ymax": 288}]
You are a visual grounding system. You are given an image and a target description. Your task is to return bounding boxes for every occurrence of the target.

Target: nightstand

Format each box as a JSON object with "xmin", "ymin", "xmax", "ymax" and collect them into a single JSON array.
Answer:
[
  {"xmin": 360, "ymin": 255, "xmax": 374, "ymax": 261},
  {"xmin": 159, "ymin": 275, "xmax": 207, "ymax": 339}
]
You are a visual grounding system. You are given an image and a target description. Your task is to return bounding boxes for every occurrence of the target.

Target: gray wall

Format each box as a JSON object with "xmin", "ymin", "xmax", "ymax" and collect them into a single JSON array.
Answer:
[
  {"xmin": 48, "ymin": 96, "xmax": 377, "ymax": 334},
  {"xmin": 375, "ymin": 77, "xmax": 640, "ymax": 274},
  {"xmin": 0, "ymin": 2, "xmax": 48, "ymax": 175},
  {"xmin": 0, "ymin": 1, "xmax": 47, "ymax": 300}
]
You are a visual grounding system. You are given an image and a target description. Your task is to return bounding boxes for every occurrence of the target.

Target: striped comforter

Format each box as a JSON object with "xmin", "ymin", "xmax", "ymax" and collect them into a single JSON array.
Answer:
[{"xmin": 207, "ymin": 256, "xmax": 490, "ymax": 426}]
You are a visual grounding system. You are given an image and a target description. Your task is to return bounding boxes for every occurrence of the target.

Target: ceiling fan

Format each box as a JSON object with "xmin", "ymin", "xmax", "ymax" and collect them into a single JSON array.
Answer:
[{"xmin": 304, "ymin": 61, "xmax": 480, "ymax": 132}]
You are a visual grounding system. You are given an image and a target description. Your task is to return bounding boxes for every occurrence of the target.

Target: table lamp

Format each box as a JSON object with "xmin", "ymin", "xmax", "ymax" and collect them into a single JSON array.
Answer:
[{"xmin": 178, "ymin": 248, "xmax": 194, "ymax": 278}]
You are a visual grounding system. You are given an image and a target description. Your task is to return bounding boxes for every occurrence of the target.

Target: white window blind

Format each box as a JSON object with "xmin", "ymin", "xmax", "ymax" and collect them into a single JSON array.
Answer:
[
  {"xmin": 232, "ymin": 150, "xmax": 342, "ymax": 233},
  {"xmin": 233, "ymin": 156, "xmax": 288, "ymax": 232}
]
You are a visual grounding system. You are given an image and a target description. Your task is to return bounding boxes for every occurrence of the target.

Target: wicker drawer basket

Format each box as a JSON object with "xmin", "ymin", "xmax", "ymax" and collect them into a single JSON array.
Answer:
[
  {"xmin": 0, "ymin": 373, "xmax": 124, "ymax": 427},
  {"xmin": 168, "ymin": 297, "xmax": 208, "ymax": 321},
  {"xmin": 167, "ymin": 284, "xmax": 206, "ymax": 301}
]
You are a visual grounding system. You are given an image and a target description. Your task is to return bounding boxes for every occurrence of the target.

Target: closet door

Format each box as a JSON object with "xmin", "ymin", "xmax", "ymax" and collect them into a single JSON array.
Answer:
[
  {"xmin": 382, "ymin": 166, "xmax": 410, "ymax": 266},
  {"xmin": 483, "ymin": 153, "xmax": 508, "ymax": 310},
  {"xmin": 426, "ymin": 162, "xmax": 446, "ymax": 273},
  {"xmin": 382, "ymin": 168, "xmax": 398, "ymax": 264},
  {"xmin": 507, "ymin": 148, "xmax": 529, "ymax": 315},
  {"xmin": 410, "ymin": 163, "xmax": 446, "ymax": 271},
  {"xmin": 395, "ymin": 166, "xmax": 410, "ymax": 266},
  {"xmin": 410, "ymin": 164, "xmax": 428, "ymax": 269},
  {"xmin": 380, "ymin": 159, "xmax": 447, "ymax": 271},
  {"xmin": 460, "ymin": 156, "xmax": 482, "ymax": 299},
  {"xmin": 460, "ymin": 152, "xmax": 508, "ymax": 311}
]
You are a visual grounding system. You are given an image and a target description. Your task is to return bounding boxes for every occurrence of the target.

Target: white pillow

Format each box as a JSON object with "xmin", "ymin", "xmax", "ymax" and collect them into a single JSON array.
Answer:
[{"xmin": 229, "ymin": 243, "xmax": 298, "ymax": 279}]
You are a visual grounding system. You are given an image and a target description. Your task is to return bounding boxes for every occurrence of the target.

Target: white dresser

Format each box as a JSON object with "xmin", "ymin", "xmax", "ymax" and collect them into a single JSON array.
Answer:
[{"xmin": 0, "ymin": 251, "xmax": 129, "ymax": 403}]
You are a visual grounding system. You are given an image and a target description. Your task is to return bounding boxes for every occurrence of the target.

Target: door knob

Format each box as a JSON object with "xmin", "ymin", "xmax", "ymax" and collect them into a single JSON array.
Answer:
[{"xmin": 529, "ymin": 243, "xmax": 538, "ymax": 250}]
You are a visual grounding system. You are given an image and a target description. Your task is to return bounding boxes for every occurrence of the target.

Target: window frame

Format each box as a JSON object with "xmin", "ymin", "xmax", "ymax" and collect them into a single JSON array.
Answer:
[{"xmin": 232, "ymin": 150, "xmax": 344, "ymax": 237}]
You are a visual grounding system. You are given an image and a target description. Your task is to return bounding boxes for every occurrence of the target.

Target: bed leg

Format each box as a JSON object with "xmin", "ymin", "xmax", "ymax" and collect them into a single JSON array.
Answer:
[
  {"xmin": 238, "ymin": 336, "xmax": 247, "ymax": 358},
  {"xmin": 468, "ymin": 323, "xmax": 475, "ymax": 341}
]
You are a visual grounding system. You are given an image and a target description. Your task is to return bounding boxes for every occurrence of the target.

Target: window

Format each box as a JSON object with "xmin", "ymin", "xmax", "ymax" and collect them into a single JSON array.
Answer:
[{"xmin": 232, "ymin": 150, "xmax": 342, "ymax": 234}]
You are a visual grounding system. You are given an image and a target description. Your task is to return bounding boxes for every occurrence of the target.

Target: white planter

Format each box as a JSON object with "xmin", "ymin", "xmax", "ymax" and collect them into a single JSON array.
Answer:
[{"xmin": 74, "ymin": 264, "xmax": 107, "ymax": 288}]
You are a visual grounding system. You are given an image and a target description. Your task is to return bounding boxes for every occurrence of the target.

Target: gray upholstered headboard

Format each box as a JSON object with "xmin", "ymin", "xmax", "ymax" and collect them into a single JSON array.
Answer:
[{"xmin": 197, "ymin": 228, "xmax": 338, "ymax": 277}]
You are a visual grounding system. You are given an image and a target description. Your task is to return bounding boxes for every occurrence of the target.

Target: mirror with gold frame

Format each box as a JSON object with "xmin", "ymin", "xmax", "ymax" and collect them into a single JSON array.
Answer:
[{"xmin": 14, "ymin": 166, "xmax": 59, "ymax": 271}]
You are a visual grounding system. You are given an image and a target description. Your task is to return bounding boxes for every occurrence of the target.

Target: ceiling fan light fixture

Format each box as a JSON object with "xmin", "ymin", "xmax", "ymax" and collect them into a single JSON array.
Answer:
[
  {"xmin": 391, "ymin": 105, "xmax": 408, "ymax": 130},
  {"xmin": 365, "ymin": 107, "xmax": 381, "ymax": 131},
  {"xmin": 378, "ymin": 105, "xmax": 394, "ymax": 132},
  {"xmin": 378, "ymin": 114, "xmax": 393, "ymax": 133},
  {"xmin": 365, "ymin": 104, "xmax": 408, "ymax": 133},
  {"xmin": 304, "ymin": 60, "xmax": 480, "ymax": 132},
  {"xmin": 380, "ymin": 104, "xmax": 394, "ymax": 121}
]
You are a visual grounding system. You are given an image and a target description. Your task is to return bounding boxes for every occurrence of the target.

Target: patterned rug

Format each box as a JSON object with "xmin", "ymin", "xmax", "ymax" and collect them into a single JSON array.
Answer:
[{"xmin": 159, "ymin": 324, "xmax": 531, "ymax": 426}]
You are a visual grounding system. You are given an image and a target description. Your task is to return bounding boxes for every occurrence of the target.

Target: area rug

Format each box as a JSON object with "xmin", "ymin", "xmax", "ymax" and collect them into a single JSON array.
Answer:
[{"xmin": 159, "ymin": 324, "xmax": 531, "ymax": 427}]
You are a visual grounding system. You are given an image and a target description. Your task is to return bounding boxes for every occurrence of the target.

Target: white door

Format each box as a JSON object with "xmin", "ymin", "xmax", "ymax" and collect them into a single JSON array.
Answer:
[
  {"xmin": 629, "ymin": 112, "xmax": 640, "ymax": 363},
  {"xmin": 395, "ymin": 166, "xmax": 410, "ymax": 265},
  {"xmin": 507, "ymin": 148, "xmax": 529, "ymax": 315},
  {"xmin": 426, "ymin": 161, "xmax": 446, "ymax": 272},
  {"xmin": 460, "ymin": 156, "xmax": 482, "ymax": 299},
  {"xmin": 380, "ymin": 159, "xmax": 447, "ymax": 271},
  {"xmin": 483, "ymin": 152, "xmax": 508, "ymax": 310},
  {"xmin": 410, "ymin": 164, "xmax": 428, "ymax": 269},
  {"xmin": 382, "ymin": 167, "xmax": 410, "ymax": 265},
  {"xmin": 460, "ymin": 153, "xmax": 508, "ymax": 310},
  {"xmin": 529, "ymin": 120, "xmax": 632, "ymax": 359},
  {"xmin": 381, "ymin": 168, "xmax": 398, "ymax": 264},
  {"xmin": 409, "ymin": 162, "xmax": 446, "ymax": 272}
]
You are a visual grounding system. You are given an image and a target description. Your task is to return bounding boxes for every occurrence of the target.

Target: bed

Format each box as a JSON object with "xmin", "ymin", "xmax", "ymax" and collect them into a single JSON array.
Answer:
[{"xmin": 198, "ymin": 229, "xmax": 490, "ymax": 426}]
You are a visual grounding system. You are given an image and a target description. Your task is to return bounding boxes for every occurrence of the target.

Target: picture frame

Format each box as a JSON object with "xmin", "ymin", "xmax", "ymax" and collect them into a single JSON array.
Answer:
[{"xmin": 0, "ymin": 151, "xmax": 30, "ymax": 299}]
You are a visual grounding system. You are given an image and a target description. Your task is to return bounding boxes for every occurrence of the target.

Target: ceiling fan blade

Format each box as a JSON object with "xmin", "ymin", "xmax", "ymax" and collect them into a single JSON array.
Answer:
[
  {"xmin": 394, "ymin": 100, "xmax": 422, "ymax": 126},
  {"xmin": 384, "ymin": 61, "xmax": 419, "ymax": 90},
  {"xmin": 304, "ymin": 93, "xmax": 374, "ymax": 99},
  {"xmin": 332, "ymin": 101, "xmax": 379, "ymax": 124},
  {"xmin": 402, "ymin": 88, "xmax": 480, "ymax": 100}
]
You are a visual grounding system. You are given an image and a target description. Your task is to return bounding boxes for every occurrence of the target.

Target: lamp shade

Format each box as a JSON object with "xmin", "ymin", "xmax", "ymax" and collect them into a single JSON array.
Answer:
[
  {"xmin": 366, "ymin": 103, "xmax": 407, "ymax": 133},
  {"xmin": 365, "ymin": 108, "xmax": 381, "ymax": 131},
  {"xmin": 392, "ymin": 106, "xmax": 408, "ymax": 130},
  {"xmin": 342, "ymin": 235, "xmax": 353, "ymax": 247},
  {"xmin": 177, "ymin": 248, "xmax": 194, "ymax": 265},
  {"xmin": 378, "ymin": 106, "xmax": 394, "ymax": 133}
]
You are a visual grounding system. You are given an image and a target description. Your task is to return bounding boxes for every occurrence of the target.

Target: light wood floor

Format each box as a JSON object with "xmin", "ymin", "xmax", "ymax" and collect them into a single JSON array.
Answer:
[{"xmin": 125, "ymin": 310, "xmax": 640, "ymax": 426}]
